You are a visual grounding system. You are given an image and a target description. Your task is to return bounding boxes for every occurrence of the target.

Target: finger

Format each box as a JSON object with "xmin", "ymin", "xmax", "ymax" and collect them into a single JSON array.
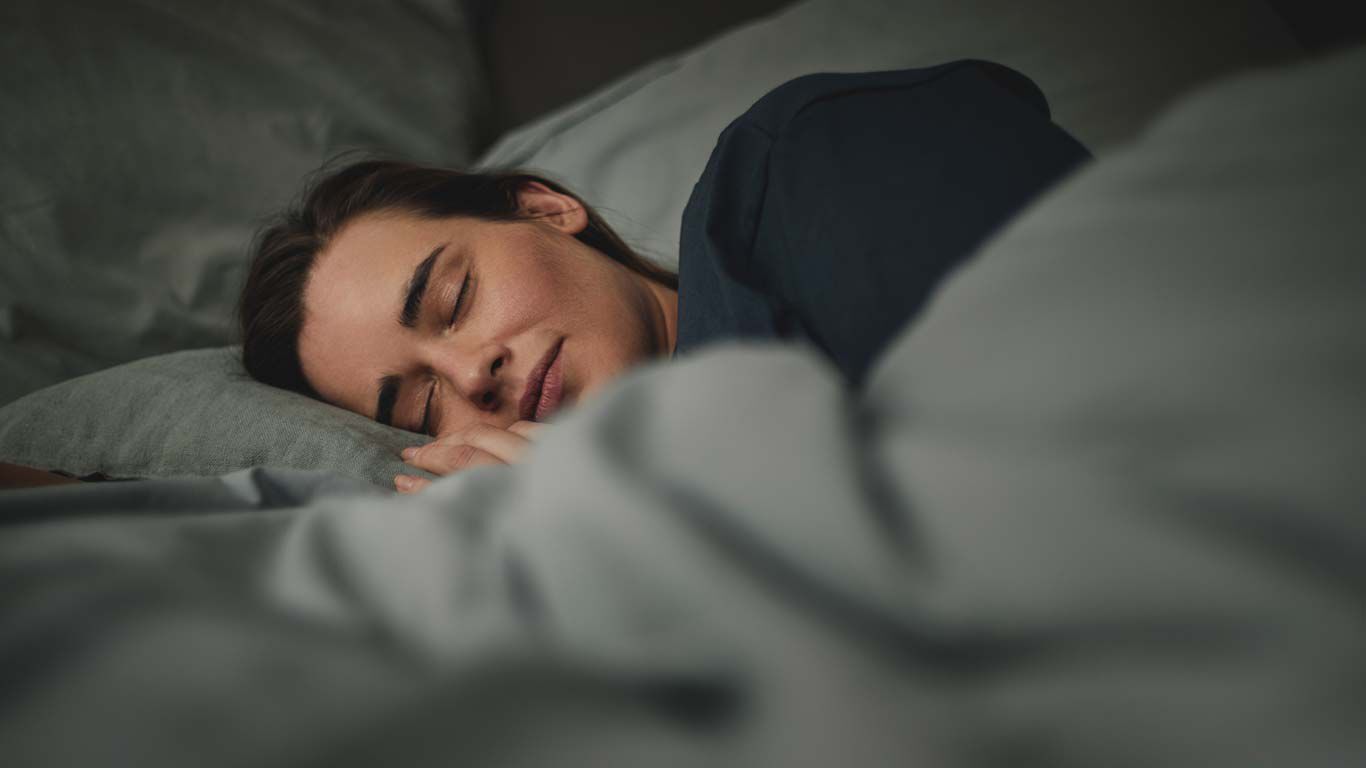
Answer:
[
  {"xmin": 403, "ymin": 443, "xmax": 503, "ymax": 476},
  {"xmin": 430, "ymin": 422, "xmax": 534, "ymax": 465},
  {"xmin": 508, "ymin": 420, "xmax": 544, "ymax": 440},
  {"xmin": 394, "ymin": 474, "xmax": 432, "ymax": 494}
]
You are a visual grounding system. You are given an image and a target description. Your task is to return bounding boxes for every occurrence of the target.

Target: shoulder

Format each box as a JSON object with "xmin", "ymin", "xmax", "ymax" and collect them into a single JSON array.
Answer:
[
  {"xmin": 731, "ymin": 60, "xmax": 1051, "ymax": 139},
  {"xmin": 677, "ymin": 61, "xmax": 1086, "ymax": 372},
  {"xmin": 685, "ymin": 61, "xmax": 1056, "ymax": 225}
]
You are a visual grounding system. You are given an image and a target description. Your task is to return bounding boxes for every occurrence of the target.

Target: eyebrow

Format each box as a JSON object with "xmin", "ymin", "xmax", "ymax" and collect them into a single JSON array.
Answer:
[{"xmin": 399, "ymin": 243, "xmax": 447, "ymax": 329}]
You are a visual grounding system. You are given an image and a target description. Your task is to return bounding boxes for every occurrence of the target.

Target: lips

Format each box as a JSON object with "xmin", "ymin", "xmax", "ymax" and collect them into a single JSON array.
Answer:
[{"xmin": 519, "ymin": 338, "xmax": 565, "ymax": 422}]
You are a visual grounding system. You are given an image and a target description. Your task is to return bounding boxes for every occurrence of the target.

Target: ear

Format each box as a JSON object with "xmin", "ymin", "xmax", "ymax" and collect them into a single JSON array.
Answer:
[{"xmin": 516, "ymin": 181, "xmax": 589, "ymax": 235}]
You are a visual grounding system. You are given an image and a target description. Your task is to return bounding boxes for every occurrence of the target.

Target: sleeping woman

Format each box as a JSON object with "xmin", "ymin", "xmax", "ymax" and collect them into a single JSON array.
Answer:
[{"xmin": 238, "ymin": 60, "xmax": 1090, "ymax": 493}]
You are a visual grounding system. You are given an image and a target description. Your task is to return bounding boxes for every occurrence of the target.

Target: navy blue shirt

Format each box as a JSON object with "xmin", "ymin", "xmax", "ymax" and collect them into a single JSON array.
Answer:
[{"xmin": 674, "ymin": 61, "xmax": 1091, "ymax": 386}]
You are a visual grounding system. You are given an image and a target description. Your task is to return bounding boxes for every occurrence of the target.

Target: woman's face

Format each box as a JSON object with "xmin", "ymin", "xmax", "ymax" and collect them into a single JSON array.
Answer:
[{"xmin": 298, "ymin": 184, "xmax": 676, "ymax": 437}]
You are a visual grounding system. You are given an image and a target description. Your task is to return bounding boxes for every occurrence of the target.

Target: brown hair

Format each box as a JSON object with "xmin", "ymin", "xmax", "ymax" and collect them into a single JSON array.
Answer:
[{"xmin": 238, "ymin": 159, "xmax": 676, "ymax": 398}]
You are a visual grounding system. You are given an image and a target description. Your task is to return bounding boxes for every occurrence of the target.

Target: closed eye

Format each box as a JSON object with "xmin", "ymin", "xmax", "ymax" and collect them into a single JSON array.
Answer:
[
  {"xmin": 419, "ymin": 275, "xmax": 472, "ymax": 434},
  {"xmin": 449, "ymin": 274, "xmax": 472, "ymax": 326},
  {"xmin": 418, "ymin": 383, "xmax": 436, "ymax": 436}
]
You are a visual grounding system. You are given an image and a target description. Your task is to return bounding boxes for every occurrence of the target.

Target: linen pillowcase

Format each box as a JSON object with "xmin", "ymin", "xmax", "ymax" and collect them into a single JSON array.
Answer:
[
  {"xmin": 0, "ymin": 347, "xmax": 430, "ymax": 487},
  {"xmin": 0, "ymin": 0, "xmax": 488, "ymax": 407},
  {"xmin": 475, "ymin": 0, "xmax": 1300, "ymax": 268}
]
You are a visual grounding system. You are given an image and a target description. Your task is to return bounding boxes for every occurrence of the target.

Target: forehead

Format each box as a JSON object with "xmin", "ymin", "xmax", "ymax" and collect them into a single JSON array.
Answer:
[
  {"xmin": 321, "ymin": 211, "xmax": 443, "ymax": 275},
  {"xmin": 298, "ymin": 212, "xmax": 452, "ymax": 410}
]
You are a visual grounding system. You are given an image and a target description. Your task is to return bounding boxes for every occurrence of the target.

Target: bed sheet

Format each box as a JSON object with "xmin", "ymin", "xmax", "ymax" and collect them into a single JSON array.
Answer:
[{"xmin": 2, "ymin": 44, "xmax": 1364, "ymax": 768}]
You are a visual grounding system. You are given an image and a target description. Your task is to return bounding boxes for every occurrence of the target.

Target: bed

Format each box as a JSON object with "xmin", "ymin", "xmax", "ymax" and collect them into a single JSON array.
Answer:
[{"xmin": 2, "ymin": 1, "xmax": 1364, "ymax": 765}]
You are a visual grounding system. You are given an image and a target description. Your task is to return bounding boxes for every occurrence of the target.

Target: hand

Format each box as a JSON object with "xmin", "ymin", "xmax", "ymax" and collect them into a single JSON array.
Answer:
[
  {"xmin": 394, "ymin": 420, "xmax": 542, "ymax": 494},
  {"xmin": 0, "ymin": 462, "xmax": 82, "ymax": 490}
]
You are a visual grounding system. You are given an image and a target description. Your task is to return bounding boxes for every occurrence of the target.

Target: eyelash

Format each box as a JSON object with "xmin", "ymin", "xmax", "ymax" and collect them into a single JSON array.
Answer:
[
  {"xmin": 448, "ymin": 274, "xmax": 471, "ymax": 326},
  {"xmin": 420, "ymin": 274, "xmax": 473, "ymax": 435}
]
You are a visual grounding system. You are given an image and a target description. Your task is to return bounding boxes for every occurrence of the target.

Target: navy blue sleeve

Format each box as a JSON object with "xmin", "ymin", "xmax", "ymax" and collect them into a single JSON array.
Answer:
[{"xmin": 675, "ymin": 61, "xmax": 1092, "ymax": 386}]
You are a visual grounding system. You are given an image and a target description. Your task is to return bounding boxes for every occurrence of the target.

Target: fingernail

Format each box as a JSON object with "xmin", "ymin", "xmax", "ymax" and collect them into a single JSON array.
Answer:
[
  {"xmin": 401, "ymin": 447, "xmax": 418, "ymax": 460},
  {"xmin": 395, "ymin": 475, "xmax": 412, "ymax": 491}
]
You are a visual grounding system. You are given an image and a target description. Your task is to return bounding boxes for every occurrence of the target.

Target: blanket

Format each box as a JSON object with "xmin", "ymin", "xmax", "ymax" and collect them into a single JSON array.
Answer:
[{"xmin": 2, "ymin": 46, "xmax": 1364, "ymax": 768}]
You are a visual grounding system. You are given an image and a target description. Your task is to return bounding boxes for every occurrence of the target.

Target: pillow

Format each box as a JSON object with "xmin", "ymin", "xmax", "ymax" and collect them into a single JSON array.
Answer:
[
  {"xmin": 474, "ymin": 0, "xmax": 1300, "ymax": 267},
  {"xmin": 0, "ymin": 0, "xmax": 488, "ymax": 406},
  {"xmin": 0, "ymin": 348, "xmax": 430, "ymax": 487}
]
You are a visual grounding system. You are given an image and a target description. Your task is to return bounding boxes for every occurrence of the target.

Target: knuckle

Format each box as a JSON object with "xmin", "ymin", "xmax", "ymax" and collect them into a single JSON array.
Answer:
[
  {"xmin": 466, "ymin": 422, "xmax": 499, "ymax": 441},
  {"xmin": 451, "ymin": 443, "xmax": 480, "ymax": 468},
  {"xmin": 412, "ymin": 449, "xmax": 445, "ymax": 471}
]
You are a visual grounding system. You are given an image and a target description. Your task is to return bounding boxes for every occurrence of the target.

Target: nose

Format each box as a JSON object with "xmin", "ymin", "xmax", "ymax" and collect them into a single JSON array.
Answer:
[{"xmin": 434, "ymin": 341, "xmax": 508, "ymax": 412}]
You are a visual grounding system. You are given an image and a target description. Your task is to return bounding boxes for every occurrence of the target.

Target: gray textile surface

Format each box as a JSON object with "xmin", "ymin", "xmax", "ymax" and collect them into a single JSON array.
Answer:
[
  {"xmin": 475, "ymin": 0, "xmax": 1300, "ymax": 267},
  {"xmin": 0, "ymin": 347, "xmax": 430, "ymax": 486},
  {"xmin": 0, "ymin": 0, "xmax": 487, "ymax": 406},
  {"xmin": 1, "ymin": 47, "xmax": 1363, "ymax": 767}
]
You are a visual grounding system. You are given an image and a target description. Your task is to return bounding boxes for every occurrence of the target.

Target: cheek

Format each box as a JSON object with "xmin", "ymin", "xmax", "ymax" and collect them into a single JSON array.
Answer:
[
  {"xmin": 575, "ymin": 281, "xmax": 658, "ymax": 385},
  {"xmin": 477, "ymin": 252, "xmax": 568, "ymax": 331},
  {"xmin": 499, "ymin": 242, "xmax": 601, "ymax": 329},
  {"xmin": 484, "ymin": 231, "xmax": 652, "ymax": 364}
]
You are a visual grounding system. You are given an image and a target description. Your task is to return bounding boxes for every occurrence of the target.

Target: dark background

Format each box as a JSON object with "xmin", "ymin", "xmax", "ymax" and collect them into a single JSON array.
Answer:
[{"xmin": 467, "ymin": 0, "xmax": 1366, "ymax": 140}]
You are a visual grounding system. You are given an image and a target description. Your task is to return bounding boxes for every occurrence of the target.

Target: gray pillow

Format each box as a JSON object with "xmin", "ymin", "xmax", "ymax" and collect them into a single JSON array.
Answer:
[
  {"xmin": 0, "ymin": 348, "xmax": 430, "ymax": 487},
  {"xmin": 0, "ymin": 0, "xmax": 488, "ymax": 406}
]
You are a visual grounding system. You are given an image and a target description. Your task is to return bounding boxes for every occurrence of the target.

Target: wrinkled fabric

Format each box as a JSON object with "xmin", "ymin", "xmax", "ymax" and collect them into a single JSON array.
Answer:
[
  {"xmin": 1, "ymin": 43, "xmax": 1364, "ymax": 768},
  {"xmin": 0, "ymin": 348, "xmax": 432, "ymax": 486}
]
